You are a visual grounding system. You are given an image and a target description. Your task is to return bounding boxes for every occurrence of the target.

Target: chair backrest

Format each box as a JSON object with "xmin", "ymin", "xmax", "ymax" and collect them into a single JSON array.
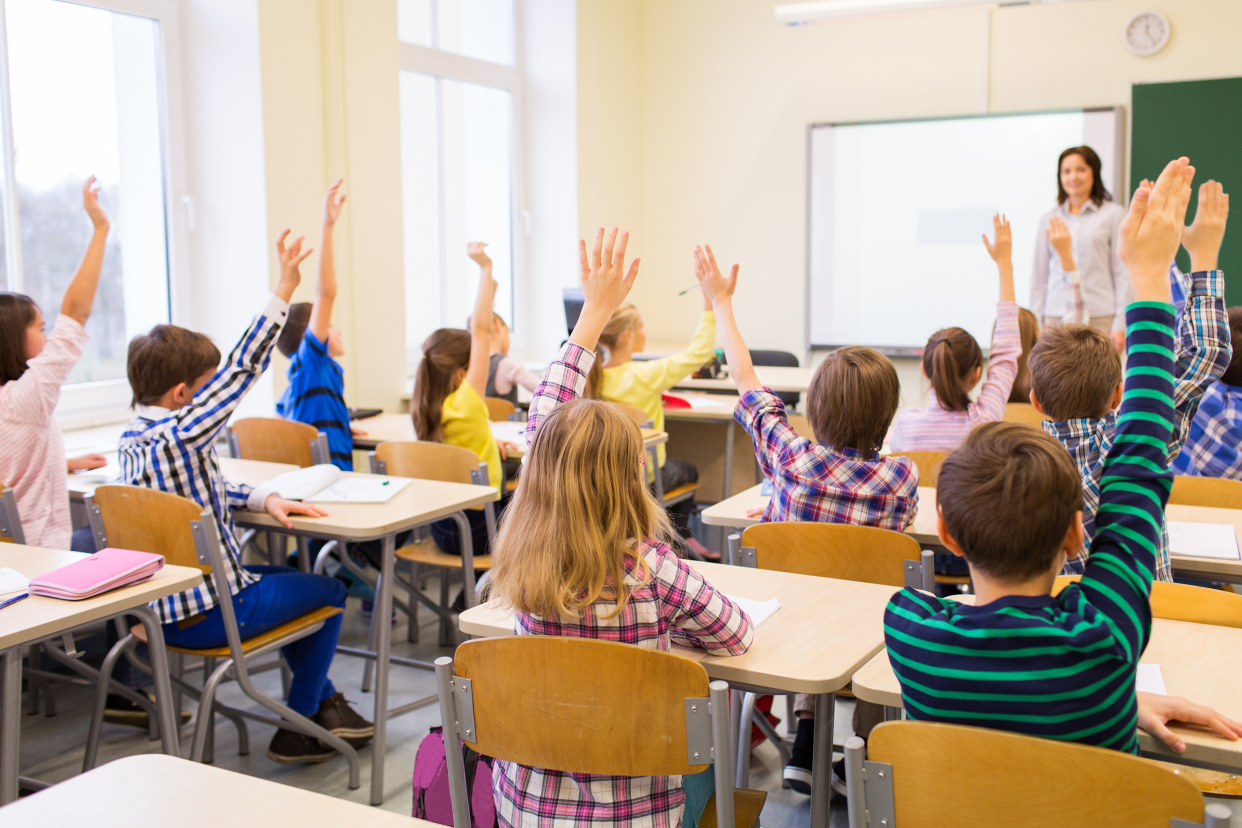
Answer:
[
  {"xmin": 375, "ymin": 441, "xmax": 479, "ymax": 485},
  {"xmin": 484, "ymin": 396, "xmax": 516, "ymax": 422},
  {"xmin": 88, "ymin": 485, "xmax": 211, "ymax": 574},
  {"xmin": 608, "ymin": 401, "xmax": 651, "ymax": 428},
  {"xmin": 886, "ymin": 451, "xmax": 947, "ymax": 488},
  {"xmin": 740, "ymin": 522, "xmax": 921, "ymax": 586},
  {"xmin": 786, "ymin": 414, "xmax": 817, "ymax": 441},
  {"xmin": 750, "ymin": 350, "xmax": 800, "ymax": 406},
  {"xmin": 1169, "ymin": 475, "xmax": 1242, "ymax": 510},
  {"xmin": 229, "ymin": 417, "xmax": 321, "ymax": 467},
  {"xmin": 1055, "ymin": 575, "xmax": 1242, "ymax": 629},
  {"xmin": 0, "ymin": 484, "xmax": 25, "ymax": 544},
  {"xmin": 864, "ymin": 721, "xmax": 1205, "ymax": 828},
  {"xmin": 1002, "ymin": 402, "xmax": 1047, "ymax": 428}
]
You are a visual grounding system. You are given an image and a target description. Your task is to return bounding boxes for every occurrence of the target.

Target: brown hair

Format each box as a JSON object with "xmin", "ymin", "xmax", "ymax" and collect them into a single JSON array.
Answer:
[
  {"xmin": 939, "ymin": 421, "xmax": 1082, "ymax": 581},
  {"xmin": 0, "ymin": 292, "xmax": 37, "ymax": 384},
  {"xmin": 277, "ymin": 303, "xmax": 313, "ymax": 358},
  {"xmin": 1028, "ymin": 324, "xmax": 1121, "ymax": 421},
  {"xmin": 585, "ymin": 304, "xmax": 641, "ymax": 401},
  {"xmin": 487, "ymin": 398, "xmax": 674, "ymax": 619},
  {"xmin": 1007, "ymin": 307, "xmax": 1040, "ymax": 404},
  {"xmin": 1220, "ymin": 308, "xmax": 1242, "ymax": 387},
  {"xmin": 807, "ymin": 346, "xmax": 901, "ymax": 458},
  {"xmin": 127, "ymin": 325, "xmax": 222, "ymax": 407},
  {"xmin": 412, "ymin": 328, "xmax": 471, "ymax": 442},
  {"xmin": 922, "ymin": 327, "xmax": 982, "ymax": 412},
  {"xmin": 1057, "ymin": 146, "xmax": 1112, "ymax": 207}
]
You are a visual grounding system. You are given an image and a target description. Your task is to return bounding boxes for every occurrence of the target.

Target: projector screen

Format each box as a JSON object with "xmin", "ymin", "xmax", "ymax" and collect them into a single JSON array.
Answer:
[{"xmin": 807, "ymin": 108, "xmax": 1123, "ymax": 353}]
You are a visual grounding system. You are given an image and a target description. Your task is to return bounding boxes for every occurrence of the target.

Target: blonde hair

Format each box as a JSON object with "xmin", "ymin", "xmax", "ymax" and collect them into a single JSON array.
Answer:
[
  {"xmin": 585, "ymin": 304, "xmax": 642, "ymax": 399},
  {"xmin": 487, "ymin": 398, "xmax": 675, "ymax": 619}
]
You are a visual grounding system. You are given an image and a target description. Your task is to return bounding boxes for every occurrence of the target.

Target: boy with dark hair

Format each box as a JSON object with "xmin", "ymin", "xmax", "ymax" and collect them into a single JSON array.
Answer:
[
  {"xmin": 275, "ymin": 179, "xmax": 356, "ymax": 471},
  {"xmin": 886, "ymin": 158, "xmax": 1232, "ymax": 752},
  {"xmin": 1028, "ymin": 179, "xmax": 1231, "ymax": 581},
  {"xmin": 120, "ymin": 228, "xmax": 373, "ymax": 765}
]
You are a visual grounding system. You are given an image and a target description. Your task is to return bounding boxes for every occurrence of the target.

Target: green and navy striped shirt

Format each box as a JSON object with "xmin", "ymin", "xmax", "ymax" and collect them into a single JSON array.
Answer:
[{"xmin": 884, "ymin": 302, "xmax": 1176, "ymax": 753}]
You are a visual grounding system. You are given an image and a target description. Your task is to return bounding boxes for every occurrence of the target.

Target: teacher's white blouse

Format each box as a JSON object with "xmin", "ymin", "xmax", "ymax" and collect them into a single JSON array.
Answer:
[{"xmin": 1029, "ymin": 199, "xmax": 1130, "ymax": 330}]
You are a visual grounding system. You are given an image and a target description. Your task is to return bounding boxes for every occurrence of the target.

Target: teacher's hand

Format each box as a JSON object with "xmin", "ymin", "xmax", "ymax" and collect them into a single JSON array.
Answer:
[{"xmin": 1111, "ymin": 330, "xmax": 1125, "ymax": 352}]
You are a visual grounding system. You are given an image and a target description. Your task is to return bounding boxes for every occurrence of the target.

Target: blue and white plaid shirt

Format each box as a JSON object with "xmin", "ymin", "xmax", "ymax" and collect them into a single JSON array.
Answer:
[
  {"xmin": 1043, "ymin": 267, "xmax": 1230, "ymax": 582},
  {"xmin": 120, "ymin": 294, "xmax": 289, "ymax": 624}
]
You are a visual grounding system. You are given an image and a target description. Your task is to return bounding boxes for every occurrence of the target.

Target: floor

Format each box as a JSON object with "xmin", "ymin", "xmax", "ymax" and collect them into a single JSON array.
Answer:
[{"xmin": 16, "ymin": 575, "xmax": 854, "ymax": 828}]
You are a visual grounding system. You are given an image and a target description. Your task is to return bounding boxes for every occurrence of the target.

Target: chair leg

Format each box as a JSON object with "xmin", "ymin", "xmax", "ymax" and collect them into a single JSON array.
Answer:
[
  {"xmin": 438, "ymin": 567, "xmax": 453, "ymax": 648},
  {"xmin": 735, "ymin": 691, "xmax": 759, "ymax": 789},
  {"xmin": 296, "ymin": 536, "xmax": 312, "ymax": 573},
  {"xmin": 279, "ymin": 654, "xmax": 292, "ymax": 701},
  {"xmin": 753, "ymin": 704, "xmax": 792, "ymax": 767},
  {"xmin": 406, "ymin": 562, "xmax": 420, "ymax": 644},
  {"xmin": 361, "ymin": 591, "xmax": 379, "ymax": 694},
  {"xmin": 23, "ymin": 646, "xmax": 41, "ymax": 716},
  {"xmin": 192, "ymin": 657, "xmax": 228, "ymax": 764},
  {"xmin": 312, "ymin": 540, "xmax": 341, "ymax": 575},
  {"xmin": 83, "ymin": 633, "xmax": 135, "ymax": 771},
  {"xmin": 785, "ymin": 694, "xmax": 796, "ymax": 737}
]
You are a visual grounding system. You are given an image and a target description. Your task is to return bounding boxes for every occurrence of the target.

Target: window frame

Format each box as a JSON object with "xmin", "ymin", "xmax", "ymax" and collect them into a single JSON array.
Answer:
[
  {"xmin": 0, "ymin": 0, "xmax": 188, "ymax": 428},
  {"xmin": 399, "ymin": 0, "xmax": 527, "ymax": 373}
]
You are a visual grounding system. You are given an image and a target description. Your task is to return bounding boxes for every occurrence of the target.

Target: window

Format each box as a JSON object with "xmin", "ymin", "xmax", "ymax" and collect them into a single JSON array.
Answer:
[
  {"xmin": 0, "ymin": 0, "xmax": 178, "ymax": 406},
  {"xmin": 398, "ymin": 0, "xmax": 521, "ymax": 372}
]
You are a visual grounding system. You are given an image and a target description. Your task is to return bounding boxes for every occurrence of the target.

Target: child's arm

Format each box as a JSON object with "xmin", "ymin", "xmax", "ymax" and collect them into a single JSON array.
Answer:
[
  {"xmin": 695, "ymin": 245, "xmax": 757, "ymax": 394},
  {"xmin": 61, "ymin": 177, "xmax": 109, "ymax": 325},
  {"xmin": 1168, "ymin": 180, "xmax": 1231, "ymax": 461},
  {"xmin": 526, "ymin": 228, "xmax": 639, "ymax": 441},
  {"xmin": 308, "ymin": 179, "xmax": 345, "ymax": 344},
  {"xmin": 465, "ymin": 243, "xmax": 496, "ymax": 399},
  {"xmin": 973, "ymin": 214, "xmax": 1021, "ymax": 423},
  {"xmin": 659, "ymin": 550, "xmax": 753, "ymax": 656},
  {"xmin": 627, "ymin": 264, "xmax": 717, "ymax": 393},
  {"xmin": 500, "ymin": 358, "xmax": 542, "ymax": 394}
]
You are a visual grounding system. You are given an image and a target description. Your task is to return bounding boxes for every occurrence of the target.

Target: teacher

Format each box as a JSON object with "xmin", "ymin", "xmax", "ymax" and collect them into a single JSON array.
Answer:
[{"xmin": 1029, "ymin": 145, "xmax": 1129, "ymax": 351}]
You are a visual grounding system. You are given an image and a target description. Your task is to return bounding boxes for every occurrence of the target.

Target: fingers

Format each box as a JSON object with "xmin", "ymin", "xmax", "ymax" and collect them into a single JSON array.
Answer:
[
  {"xmin": 294, "ymin": 246, "xmax": 314, "ymax": 267},
  {"xmin": 983, "ymin": 234, "xmax": 996, "ymax": 255},
  {"xmin": 601, "ymin": 226, "xmax": 619, "ymax": 272},
  {"xmin": 613, "ymin": 230, "xmax": 630, "ymax": 268},
  {"xmin": 705, "ymin": 244, "xmax": 721, "ymax": 276},
  {"xmin": 1147, "ymin": 717, "xmax": 1185, "ymax": 754},
  {"xmin": 591, "ymin": 227, "xmax": 604, "ymax": 272},
  {"xmin": 1147, "ymin": 157, "xmax": 1188, "ymax": 218},
  {"xmin": 1172, "ymin": 164, "xmax": 1196, "ymax": 228},
  {"xmin": 728, "ymin": 263, "xmax": 739, "ymax": 292},
  {"xmin": 579, "ymin": 239, "xmax": 590, "ymax": 279},
  {"xmin": 276, "ymin": 228, "xmax": 291, "ymax": 254},
  {"xmin": 624, "ymin": 258, "xmax": 640, "ymax": 287}
]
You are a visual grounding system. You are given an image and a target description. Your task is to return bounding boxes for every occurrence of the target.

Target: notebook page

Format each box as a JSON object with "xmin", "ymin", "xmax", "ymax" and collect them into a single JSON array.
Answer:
[
  {"xmin": 1167, "ymin": 521, "xmax": 1241, "ymax": 561},
  {"xmin": 725, "ymin": 595, "xmax": 781, "ymax": 627},
  {"xmin": 1136, "ymin": 663, "xmax": 1167, "ymax": 695}
]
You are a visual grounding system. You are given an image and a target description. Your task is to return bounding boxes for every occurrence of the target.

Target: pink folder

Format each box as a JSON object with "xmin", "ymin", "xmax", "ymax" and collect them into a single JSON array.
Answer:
[{"xmin": 28, "ymin": 548, "xmax": 165, "ymax": 601}]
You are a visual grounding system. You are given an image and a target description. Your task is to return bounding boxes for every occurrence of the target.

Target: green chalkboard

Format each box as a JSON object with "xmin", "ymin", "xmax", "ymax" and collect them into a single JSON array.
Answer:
[{"xmin": 1132, "ymin": 77, "xmax": 1242, "ymax": 305}]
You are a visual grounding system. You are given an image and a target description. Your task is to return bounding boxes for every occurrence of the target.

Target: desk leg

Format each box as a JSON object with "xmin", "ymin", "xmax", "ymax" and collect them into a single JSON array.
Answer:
[
  {"xmin": 296, "ymin": 537, "xmax": 312, "ymax": 573},
  {"xmin": 723, "ymin": 419, "xmax": 736, "ymax": 500},
  {"xmin": 131, "ymin": 606, "xmax": 180, "ymax": 758},
  {"xmin": 370, "ymin": 532, "xmax": 397, "ymax": 806},
  {"xmin": 265, "ymin": 532, "xmax": 284, "ymax": 566},
  {"xmin": 0, "ymin": 647, "xmax": 19, "ymax": 805},
  {"xmin": 810, "ymin": 692, "xmax": 836, "ymax": 828}
]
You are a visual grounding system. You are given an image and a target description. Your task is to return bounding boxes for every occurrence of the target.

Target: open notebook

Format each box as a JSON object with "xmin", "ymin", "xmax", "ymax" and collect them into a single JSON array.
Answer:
[{"xmin": 261, "ymin": 464, "xmax": 412, "ymax": 504}]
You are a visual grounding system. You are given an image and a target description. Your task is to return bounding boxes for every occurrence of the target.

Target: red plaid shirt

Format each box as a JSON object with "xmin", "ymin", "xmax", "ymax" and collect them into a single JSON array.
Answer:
[
  {"xmin": 497, "ymin": 342, "xmax": 754, "ymax": 828},
  {"xmin": 736, "ymin": 389, "xmax": 919, "ymax": 530}
]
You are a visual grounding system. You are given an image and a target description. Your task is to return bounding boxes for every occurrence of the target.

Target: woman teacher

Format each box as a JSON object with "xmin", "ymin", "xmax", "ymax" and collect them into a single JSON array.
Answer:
[{"xmin": 1029, "ymin": 145, "xmax": 1128, "ymax": 350}]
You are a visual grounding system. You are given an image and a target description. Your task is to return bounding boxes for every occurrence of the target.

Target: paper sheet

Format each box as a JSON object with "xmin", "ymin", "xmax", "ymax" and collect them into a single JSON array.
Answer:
[
  {"xmin": 725, "ymin": 595, "xmax": 781, "ymax": 627},
  {"xmin": 685, "ymin": 397, "xmax": 728, "ymax": 410},
  {"xmin": 265, "ymin": 464, "xmax": 342, "ymax": 501},
  {"xmin": 490, "ymin": 421, "xmax": 528, "ymax": 445},
  {"xmin": 0, "ymin": 567, "xmax": 29, "ymax": 596},
  {"xmin": 304, "ymin": 476, "xmax": 412, "ymax": 504},
  {"xmin": 1167, "ymin": 521, "xmax": 1241, "ymax": 561},
  {"xmin": 1136, "ymin": 663, "xmax": 1167, "ymax": 696}
]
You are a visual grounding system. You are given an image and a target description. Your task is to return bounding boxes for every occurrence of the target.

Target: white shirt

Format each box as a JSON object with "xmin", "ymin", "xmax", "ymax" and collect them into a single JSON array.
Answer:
[{"xmin": 1029, "ymin": 200, "xmax": 1130, "ymax": 330}]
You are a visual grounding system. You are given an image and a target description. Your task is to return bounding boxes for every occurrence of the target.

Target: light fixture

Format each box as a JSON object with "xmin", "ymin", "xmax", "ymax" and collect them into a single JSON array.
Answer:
[{"xmin": 776, "ymin": 0, "xmax": 1009, "ymax": 24}]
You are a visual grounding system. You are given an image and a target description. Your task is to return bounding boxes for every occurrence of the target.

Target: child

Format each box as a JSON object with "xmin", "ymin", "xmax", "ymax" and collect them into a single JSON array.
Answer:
[
  {"xmin": 692, "ymin": 243, "xmax": 914, "ymax": 795},
  {"xmin": 1029, "ymin": 179, "xmax": 1230, "ymax": 581},
  {"xmin": 275, "ymin": 179, "xmax": 357, "ymax": 471},
  {"xmin": 1007, "ymin": 307, "xmax": 1040, "ymax": 404},
  {"xmin": 476, "ymin": 309, "xmax": 539, "ymax": 405},
  {"xmin": 119, "ymin": 229, "xmax": 372, "ymax": 765},
  {"xmin": 884, "ymin": 158, "xmax": 1242, "ymax": 753},
  {"xmin": 487, "ymin": 226, "xmax": 752, "ymax": 828},
  {"xmin": 888, "ymin": 215, "xmax": 1020, "ymax": 451},
  {"xmin": 0, "ymin": 178, "xmax": 108, "ymax": 551}
]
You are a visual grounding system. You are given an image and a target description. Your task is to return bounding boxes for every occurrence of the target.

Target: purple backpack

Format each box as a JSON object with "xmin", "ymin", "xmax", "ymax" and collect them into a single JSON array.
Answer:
[{"xmin": 412, "ymin": 726, "xmax": 499, "ymax": 828}]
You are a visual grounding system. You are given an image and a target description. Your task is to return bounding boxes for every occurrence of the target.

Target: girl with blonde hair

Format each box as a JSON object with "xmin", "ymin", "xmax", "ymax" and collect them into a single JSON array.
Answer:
[{"xmin": 488, "ymin": 227, "xmax": 753, "ymax": 828}]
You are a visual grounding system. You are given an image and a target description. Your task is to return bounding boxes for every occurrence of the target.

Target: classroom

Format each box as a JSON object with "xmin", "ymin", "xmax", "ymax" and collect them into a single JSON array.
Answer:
[{"xmin": 3, "ymin": 0, "xmax": 1242, "ymax": 826}]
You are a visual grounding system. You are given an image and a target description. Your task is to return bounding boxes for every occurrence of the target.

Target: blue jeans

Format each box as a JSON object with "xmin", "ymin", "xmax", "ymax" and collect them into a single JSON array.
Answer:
[{"xmin": 161, "ymin": 565, "xmax": 346, "ymax": 717}]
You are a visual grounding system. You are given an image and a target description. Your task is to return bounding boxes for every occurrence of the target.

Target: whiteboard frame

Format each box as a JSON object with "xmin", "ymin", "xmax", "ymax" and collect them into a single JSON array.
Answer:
[{"xmin": 804, "ymin": 105, "xmax": 1125, "ymax": 355}]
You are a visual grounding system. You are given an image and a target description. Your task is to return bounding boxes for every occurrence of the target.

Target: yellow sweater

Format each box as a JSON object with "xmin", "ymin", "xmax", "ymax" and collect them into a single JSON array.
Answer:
[
  {"xmin": 441, "ymin": 382, "xmax": 502, "ymax": 489},
  {"xmin": 600, "ymin": 310, "xmax": 717, "ymax": 468}
]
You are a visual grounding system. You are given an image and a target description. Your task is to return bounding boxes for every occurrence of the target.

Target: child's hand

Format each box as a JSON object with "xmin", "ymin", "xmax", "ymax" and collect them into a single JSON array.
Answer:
[
  {"xmin": 1120, "ymin": 157, "xmax": 1194, "ymax": 303},
  {"xmin": 1137, "ymin": 691, "xmax": 1242, "ymax": 754},
  {"xmin": 1181, "ymin": 180, "xmax": 1229, "ymax": 273},
  {"xmin": 1044, "ymin": 216, "xmax": 1074, "ymax": 270},
  {"xmin": 349, "ymin": 423, "xmax": 368, "ymax": 437},
  {"xmin": 497, "ymin": 438, "xmax": 523, "ymax": 459},
  {"xmin": 579, "ymin": 227, "xmax": 640, "ymax": 314},
  {"xmin": 693, "ymin": 245, "xmax": 738, "ymax": 309},
  {"xmin": 82, "ymin": 176, "xmax": 109, "ymax": 231},
  {"xmin": 467, "ymin": 242, "xmax": 493, "ymax": 270},
  {"xmin": 263, "ymin": 494, "xmax": 327, "ymax": 529},
  {"xmin": 323, "ymin": 178, "xmax": 347, "ymax": 226},
  {"xmin": 982, "ymin": 213, "xmax": 1012, "ymax": 264},
  {"xmin": 67, "ymin": 454, "xmax": 108, "ymax": 472},
  {"xmin": 275, "ymin": 229, "xmax": 313, "ymax": 300}
]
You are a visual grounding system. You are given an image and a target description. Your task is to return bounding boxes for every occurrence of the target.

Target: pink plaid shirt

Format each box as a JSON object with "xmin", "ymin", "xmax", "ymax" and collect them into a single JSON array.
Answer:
[{"xmin": 496, "ymin": 342, "xmax": 754, "ymax": 828}]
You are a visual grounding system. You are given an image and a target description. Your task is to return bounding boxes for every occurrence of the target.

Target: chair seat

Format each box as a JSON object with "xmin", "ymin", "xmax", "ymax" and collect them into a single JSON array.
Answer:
[
  {"xmin": 1159, "ymin": 762, "xmax": 1242, "ymax": 798},
  {"xmin": 132, "ymin": 606, "xmax": 344, "ymax": 658},
  {"xmin": 664, "ymin": 483, "xmax": 701, "ymax": 505},
  {"xmin": 934, "ymin": 574, "xmax": 971, "ymax": 586},
  {"xmin": 396, "ymin": 537, "xmax": 493, "ymax": 570},
  {"xmin": 698, "ymin": 788, "xmax": 767, "ymax": 828}
]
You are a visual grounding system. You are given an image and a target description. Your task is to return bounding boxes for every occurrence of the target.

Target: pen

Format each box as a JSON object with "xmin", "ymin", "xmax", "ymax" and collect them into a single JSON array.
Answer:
[
  {"xmin": 0, "ymin": 593, "xmax": 28, "ymax": 610},
  {"xmin": 382, "ymin": 480, "xmax": 390, "ymax": 486},
  {"xmin": 677, "ymin": 283, "xmax": 702, "ymax": 296}
]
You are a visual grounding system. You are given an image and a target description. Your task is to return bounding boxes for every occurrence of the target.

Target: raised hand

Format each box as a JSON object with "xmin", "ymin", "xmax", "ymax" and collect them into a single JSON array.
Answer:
[
  {"xmin": 1182, "ymin": 180, "xmax": 1229, "ymax": 273},
  {"xmin": 982, "ymin": 213, "xmax": 1012, "ymax": 264},
  {"xmin": 1120, "ymin": 157, "xmax": 1194, "ymax": 303},
  {"xmin": 82, "ymin": 176, "xmax": 109, "ymax": 231},
  {"xmin": 1045, "ymin": 216, "xmax": 1074, "ymax": 270},
  {"xmin": 568, "ymin": 227, "xmax": 640, "ymax": 350},
  {"xmin": 693, "ymin": 245, "xmax": 738, "ymax": 308},
  {"xmin": 275, "ymin": 228, "xmax": 313, "ymax": 301},
  {"xmin": 467, "ymin": 241, "xmax": 493, "ymax": 270},
  {"xmin": 323, "ymin": 178, "xmax": 347, "ymax": 226}
]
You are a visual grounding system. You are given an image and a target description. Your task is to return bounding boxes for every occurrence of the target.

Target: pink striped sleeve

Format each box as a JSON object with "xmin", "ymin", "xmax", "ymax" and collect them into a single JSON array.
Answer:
[
  {"xmin": 2, "ymin": 315, "xmax": 86, "ymax": 422},
  {"xmin": 969, "ymin": 301, "xmax": 1021, "ymax": 425}
]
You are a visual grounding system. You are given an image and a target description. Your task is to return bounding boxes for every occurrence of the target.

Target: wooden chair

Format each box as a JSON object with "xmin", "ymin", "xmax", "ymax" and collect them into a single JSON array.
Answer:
[
  {"xmin": 1169, "ymin": 476, "xmax": 1242, "ymax": 510},
  {"xmin": 370, "ymin": 441, "xmax": 496, "ymax": 649},
  {"xmin": 435, "ymin": 637, "xmax": 766, "ymax": 828},
  {"xmin": 1002, "ymin": 402, "xmax": 1047, "ymax": 428},
  {"xmin": 484, "ymin": 396, "xmax": 517, "ymax": 422},
  {"xmin": 0, "ymin": 484, "xmax": 25, "ymax": 544},
  {"xmin": 844, "ymin": 721, "xmax": 1227, "ymax": 828},
  {"xmin": 886, "ymin": 450, "xmax": 946, "ymax": 489},
  {"xmin": 227, "ymin": 417, "xmax": 329, "ymax": 467},
  {"xmin": 84, "ymin": 485, "xmax": 359, "ymax": 787},
  {"xmin": 1054, "ymin": 575, "xmax": 1242, "ymax": 629}
]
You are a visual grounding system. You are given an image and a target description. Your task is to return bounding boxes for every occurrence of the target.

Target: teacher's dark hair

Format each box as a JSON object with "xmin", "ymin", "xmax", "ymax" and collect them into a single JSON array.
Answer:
[{"xmin": 1056, "ymin": 146, "xmax": 1111, "ymax": 207}]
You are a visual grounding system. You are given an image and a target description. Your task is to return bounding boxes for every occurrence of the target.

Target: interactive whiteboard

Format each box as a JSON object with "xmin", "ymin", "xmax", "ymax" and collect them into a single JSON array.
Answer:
[{"xmin": 807, "ymin": 108, "xmax": 1123, "ymax": 353}]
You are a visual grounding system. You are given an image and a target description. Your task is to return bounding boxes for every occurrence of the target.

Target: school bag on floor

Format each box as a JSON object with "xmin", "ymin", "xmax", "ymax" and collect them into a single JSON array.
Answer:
[{"xmin": 412, "ymin": 726, "xmax": 498, "ymax": 828}]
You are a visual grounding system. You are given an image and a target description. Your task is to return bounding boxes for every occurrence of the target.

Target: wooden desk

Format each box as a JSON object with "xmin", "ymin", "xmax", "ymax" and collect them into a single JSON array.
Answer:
[
  {"xmin": 0, "ymin": 753, "xmax": 435, "ymax": 826},
  {"xmin": 460, "ymin": 560, "xmax": 897, "ymax": 828},
  {"xmin": 0, "ymin": 545, "xmax": 203, "ymax": 804},
  {"xmin": 674, "ymin": 366, "xmax": 814, "ymax": 394},
  {"xmin": 852, "ymin": 616, "xmax": 1242, "ymax": 772}
]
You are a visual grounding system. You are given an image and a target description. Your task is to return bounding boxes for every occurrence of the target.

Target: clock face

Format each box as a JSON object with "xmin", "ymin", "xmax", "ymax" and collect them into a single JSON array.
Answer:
[{"xmin": 1124, "ymin": 11, "xmax": 1170, "ymax": 56}]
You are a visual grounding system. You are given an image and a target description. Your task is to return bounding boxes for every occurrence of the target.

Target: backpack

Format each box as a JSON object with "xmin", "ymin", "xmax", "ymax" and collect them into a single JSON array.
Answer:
[{"xmin": 412, "ymin": 726, "xmax": 499, "ymax": 828}]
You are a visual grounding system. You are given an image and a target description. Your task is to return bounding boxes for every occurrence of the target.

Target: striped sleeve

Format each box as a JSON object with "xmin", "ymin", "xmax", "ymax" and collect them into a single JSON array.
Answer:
[
  {"xmin": 970, "ymin": 301, "xmax": 1021, "ymax": 424},
  {"xmin": 1168, "ymin": 268, "xmax": 1231, "ymax": 461},
  {"xmin": 524, "ymin": 342, "xmax": 593, "ymax": 443}
]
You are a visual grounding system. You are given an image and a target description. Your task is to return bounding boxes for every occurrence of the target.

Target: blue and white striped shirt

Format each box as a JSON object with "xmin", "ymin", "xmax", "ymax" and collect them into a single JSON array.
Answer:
[{"xmin": 120, "ymin": 294, "xmax": 289, "ymax": 624}]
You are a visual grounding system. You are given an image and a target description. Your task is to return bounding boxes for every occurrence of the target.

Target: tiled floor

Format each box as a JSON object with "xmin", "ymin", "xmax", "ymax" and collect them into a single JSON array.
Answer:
[{"xmin": 16, "ymin": 584, "xmax": 853, "ymax": 827}]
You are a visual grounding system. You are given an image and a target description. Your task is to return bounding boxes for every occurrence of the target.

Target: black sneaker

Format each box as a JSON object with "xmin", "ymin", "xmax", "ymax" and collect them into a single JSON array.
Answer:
[
  {"xmin": 831, "ymin": 757, "xmax": 848, "ymax": 798},
  {"xmin": 267, "ymin": 728, "xmax": 337, "ymax": 764},
  {"xmin": 103, "ymin": 694, "xmax": 192, "ymax": 728},
  {"xmin": 783, "ymin": 717, "xmax": 814, "ymax": 794},
  {"xmin": 313, "ymin": 692, "xmax": 374, "ymax": 748}
]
